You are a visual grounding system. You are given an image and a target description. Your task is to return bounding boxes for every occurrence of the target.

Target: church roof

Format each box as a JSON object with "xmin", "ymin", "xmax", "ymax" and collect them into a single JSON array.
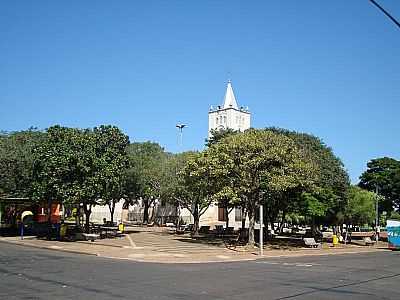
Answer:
[{"xmin": 223, "ymin": 80, "xmax": 239, "ymax": 109}]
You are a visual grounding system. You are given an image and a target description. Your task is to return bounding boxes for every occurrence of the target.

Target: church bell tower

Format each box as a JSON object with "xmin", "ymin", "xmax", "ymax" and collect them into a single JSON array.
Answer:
[{"xmin": 208, "ymin": 80, "xmax": 251, "ymax": 138}]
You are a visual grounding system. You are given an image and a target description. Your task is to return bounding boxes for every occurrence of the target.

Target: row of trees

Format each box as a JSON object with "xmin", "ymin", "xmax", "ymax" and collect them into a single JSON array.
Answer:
[
  {"xmin": 0, "ymin": 126, "xmax": 170, "ymax": 232},
  {"xmin": 1, "ymin": 125, "xmax": 399, "ymax": 245}
]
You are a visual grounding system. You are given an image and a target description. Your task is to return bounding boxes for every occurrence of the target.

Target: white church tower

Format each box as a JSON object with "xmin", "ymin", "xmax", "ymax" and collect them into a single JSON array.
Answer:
[{"xmin": 208, "ymin": 80, "xmax": 251, "ymax": 137}]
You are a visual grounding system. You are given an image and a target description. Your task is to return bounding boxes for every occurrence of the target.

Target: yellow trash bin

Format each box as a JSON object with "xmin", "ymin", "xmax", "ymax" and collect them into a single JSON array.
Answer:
[
  {"xmin": 60, "ymin": 223, "xmax": 68, "ymax": 239},
  {"xmin": 118, "ymin": 223, "xmax": 125, "ymax": 233},
  {"xmin": 332, "ymin": 234, "xmax": 339, "ymax": 246}
]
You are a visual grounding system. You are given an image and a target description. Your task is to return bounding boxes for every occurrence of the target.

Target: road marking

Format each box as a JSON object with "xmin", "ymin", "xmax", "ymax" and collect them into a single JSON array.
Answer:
[
  {"xmin": 126, "ymin": 234, "xmax": 137, "ymax": 248},
  {"xmin": 256, "ymin": 261, "xmax": 316, "ymax": 268},
  {"xmin": 216, "ymin": 255, "xmax": 232, "ymax": 259}
]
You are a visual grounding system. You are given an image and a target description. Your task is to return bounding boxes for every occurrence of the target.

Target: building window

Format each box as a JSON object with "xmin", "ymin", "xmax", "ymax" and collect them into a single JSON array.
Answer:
[
  {"xmin": 224, "ymin": 116, "xmax": 227, "ymax": 124},
  {"xmin": 218, "ymin": 205, "xmax": 227, "ymax": 221}
]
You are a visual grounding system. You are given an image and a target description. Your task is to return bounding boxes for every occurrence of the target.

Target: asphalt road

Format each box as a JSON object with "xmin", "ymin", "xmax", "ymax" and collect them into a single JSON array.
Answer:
[{"xmin": 0, "ymin": 243, "xmax": 399, "ymax": 300}]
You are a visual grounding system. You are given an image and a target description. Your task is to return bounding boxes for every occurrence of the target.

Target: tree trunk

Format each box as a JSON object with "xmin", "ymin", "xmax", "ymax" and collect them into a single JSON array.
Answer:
[
  {"xmin": 248, "ymin": 206, "xmax": 255, "ymax": 247},
  {"xmin": 278, "ymin": 210, "xmax": 287, "ymax": 234},
  {"xmin": 241, "ymin": 207, "xmax": 246, "ymax": 230},
  {"xmin": 192, "ymin": 205, "xmax": 200, "ymax": 237},
  {"xmin": 225, "ymin": 207, "xmax": 229, "ymax": 229},
  {"xmin": 83, "ymin": 204, "xmax": 92, "ymax": 234},
  {"xmin": 47, "ymin": 199, "xmax": 52, "ymax": 240},
  {"xmin": 108, "ymin": 201, "xmax": 116, "ymax": 225},
  {"xmin": 143, "ymin": 199, "xmax": 149, "ymax": 224}
]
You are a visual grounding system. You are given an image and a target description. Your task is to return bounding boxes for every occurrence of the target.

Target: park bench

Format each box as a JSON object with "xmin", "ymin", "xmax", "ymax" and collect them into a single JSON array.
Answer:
[
  {"xmin": 303, "ymin": 237, "xmax": 321, "ymax": 248},
  {"xmin": 199, "ymin": 226, "xmax": 210, "ymax": 234},
  {"xmin": 214, "ymin": 225, "xmax": 224, "ymax": 237},
  {"xmin": 224, "ymin": 230, "xmax": 248, "ymax": 249},
  {"xmin": 82, "ymin": 233, "xmax": 100, "ymax": 242},
  {"xmin": 363, "ymin": 236, "xmax": 376, "ymax": 246}
]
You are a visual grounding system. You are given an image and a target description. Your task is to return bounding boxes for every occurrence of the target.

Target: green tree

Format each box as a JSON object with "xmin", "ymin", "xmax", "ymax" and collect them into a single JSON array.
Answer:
[
  {"xmin": 127, "ymin": 142, "xmax": 169, "ymax": 224},
  {"xmin": 94, "ymin": 125, "xmax": 129, "ymax": 224},
  {"xmin": 207, "ymin": 129, "xmax": 315, "ymax": 246},
  {"xmin": 267, "ymin": 127, "xmax": 350, "ymax": 229},
  {"xmin": 344, "ymin": 186, "xmax": 376, "ymax": 226},
  {"xmin": 32, "ymin": 126, "xmax": 87, "ymax": 226},
  {"xmin": 0, "ymin": 128, "xmax": 45, "ymax": 198},
  {"xmin": 32, "ymin": 125, "xmax": 129, "ymax": 232},
  {"xmin": 174, "ymin": 152, "xmax": 215, "ymax": 236},
  {"xmin": 359, "ymin": 157, "xmax": 400, "ymax": 212},
  {"xmin": 205, "ymin": 128, "xmax": 237, "ymax": 147}
]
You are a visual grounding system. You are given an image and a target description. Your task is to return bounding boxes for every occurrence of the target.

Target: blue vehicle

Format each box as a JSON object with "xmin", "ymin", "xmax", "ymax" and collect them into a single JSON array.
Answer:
[{"xmin": 387, "ymin": 219, "xmax": 400, "ymax": 250}]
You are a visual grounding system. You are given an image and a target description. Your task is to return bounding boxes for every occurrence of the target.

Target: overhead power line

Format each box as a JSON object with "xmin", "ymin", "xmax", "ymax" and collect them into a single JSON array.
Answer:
[{"xmin": 369, "ymin": 0, "xmax": 400, "ymax": 29}]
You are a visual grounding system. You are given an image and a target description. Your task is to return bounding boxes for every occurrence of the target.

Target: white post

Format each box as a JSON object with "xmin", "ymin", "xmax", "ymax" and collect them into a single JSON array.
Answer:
[
  {"xmin": 260, "ymin": 204, "xmax": 263, "ymax": 256},
  {"xmin": 375, "ymin": 185, "xmax": 379, "ymax": 244}
]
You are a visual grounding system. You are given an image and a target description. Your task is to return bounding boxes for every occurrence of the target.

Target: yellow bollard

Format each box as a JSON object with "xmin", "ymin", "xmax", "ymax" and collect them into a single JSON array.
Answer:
[
  {"xmin": 118, "ymin": 223, "xmax": 125, "ymax": 233},
  {"xmin": 332, "ymin": 234, "xmax": 339, "ymax": 246}
]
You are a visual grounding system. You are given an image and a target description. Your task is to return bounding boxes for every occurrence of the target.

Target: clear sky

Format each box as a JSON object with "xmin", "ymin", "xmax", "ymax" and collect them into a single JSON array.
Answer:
[{"xmin": 1, "ymin": 1, "xmax": 399, "ymax": 183}]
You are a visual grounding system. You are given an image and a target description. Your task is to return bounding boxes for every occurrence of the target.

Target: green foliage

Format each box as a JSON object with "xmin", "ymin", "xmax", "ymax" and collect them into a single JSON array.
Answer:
[
  {"xmin": 344, "ymin": 186, "xmax": 376, "ymax": 226},
  {"xmin": 94, "ymin": 125, "xmax": 130, "ymax": 222},
  {"xmin": 359, "ymin": 157, "xmax": 400, "ymax": 212},
  {"xmin": 126, "ymin": 142, "xmax": 171, "ymax": 222},
  {"xmin": 389, "ymin": 211, "xmax": 400, "ymax": 221},
  {"xmin": 206, "ymin": 129, "xmax": 316, "ymax": 245},
  {"xmin": 174, "ymin": 151, "xmax": 215, "ymax": 234},
  {"xmin": 267, "ymin": 127, "xmax": 350, "ymax": 225},
  {"xmin": 31, "ymin": 125, "xmax": 129, "ymax": 230},
  {"xmin": 205, "ymin": 128, "xmax": 237, "ymax": 147},
  {"xmin": 0, "ymin": 129, "xmax": 45, "ymax": 198}
]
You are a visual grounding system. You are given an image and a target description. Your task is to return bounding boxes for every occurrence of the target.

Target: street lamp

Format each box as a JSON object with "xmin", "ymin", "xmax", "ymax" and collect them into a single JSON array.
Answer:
[
  {"xmin": 175, "ymin": 123, "xmax": 187, "ymax": 228},
  {"xmin": 176, "ymin": 123, "xmax": 187, "ymax": 150}
]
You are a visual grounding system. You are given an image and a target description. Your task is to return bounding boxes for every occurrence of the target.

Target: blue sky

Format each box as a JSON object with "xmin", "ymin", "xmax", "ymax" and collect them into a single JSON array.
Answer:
[{"xmin": 1, "ymin": 1, "xmax": 399, "ymax": 183}]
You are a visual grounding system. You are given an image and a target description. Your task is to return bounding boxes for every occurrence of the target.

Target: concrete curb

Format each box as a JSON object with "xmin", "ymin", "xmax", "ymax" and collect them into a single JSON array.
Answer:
[{"xmin": 0, "ymin": 239, "xmax": 98, "ymax": 256}]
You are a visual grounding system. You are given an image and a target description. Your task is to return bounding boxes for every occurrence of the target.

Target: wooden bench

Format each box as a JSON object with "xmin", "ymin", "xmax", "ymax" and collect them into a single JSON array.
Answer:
[
  {"xmin": 303, "ymin": 237, "xmax": 321, "ymax": 248},
  {"xmin": 363, "ymin": 236, "xmax": 376, "ymax": 246}
]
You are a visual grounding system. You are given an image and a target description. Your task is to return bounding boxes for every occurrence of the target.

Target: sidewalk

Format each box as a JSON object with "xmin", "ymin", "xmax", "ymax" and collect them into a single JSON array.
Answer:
[{"xmin": 0, "ymin": 227, "xmax": 389, "ymax": 264}]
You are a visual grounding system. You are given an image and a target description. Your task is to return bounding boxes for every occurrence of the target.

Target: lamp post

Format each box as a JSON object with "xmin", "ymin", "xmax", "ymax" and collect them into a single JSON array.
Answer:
[
  {"xmin": 375, "ymin": 184, "xmax": 379, "ymax": 244},
  {"xmin": 176, "ymin": 123, "xmax": 187, "ymax": 150},
  {"xmin": 175, "ymin": 123, "xmax": 187, "ymax": 228}
]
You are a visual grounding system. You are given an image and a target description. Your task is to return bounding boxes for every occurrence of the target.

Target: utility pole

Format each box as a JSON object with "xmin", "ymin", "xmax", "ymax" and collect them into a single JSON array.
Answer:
[
  {"xmin": 375, "ymin": 184, "xmax": 379, "ymax": 244},
  {"xmin": 260, "ymin": 204, "xmax": 263, "ymax": 256}
]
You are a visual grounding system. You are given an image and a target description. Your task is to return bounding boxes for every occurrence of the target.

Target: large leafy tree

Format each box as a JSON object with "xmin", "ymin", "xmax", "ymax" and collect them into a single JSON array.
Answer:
[
  {"xmin": 32, "ymin": 125, "xmax": 129, "ymax": 232},
  {"xmin": 267, "ymin": 127, "xmax": 350, "ymax": 228},
  {"xmin": 344, "ymin": 186, "xmax": 376, "ymax": 226},
  {"xmin": 207, "ymin": 129, "xmax": 315, "ymax": 246},
  {"xmin": 0, "ymin": 129, "xmax": 45, "ymax": 198},
  {"xmin": 127, "ymin": 142, "xmax": 169, "ymax": 224},
  {"xmin": 94, "ymin": 125, "xmax": 129, "ymax": 224},
  {"xmin": 359, "ymin": 157, "xmax": 400, "ymax": 212},
  {"xmin": 32, "ymin": 126, "xmax": 87, "ymax": 225},
  {"xmin": 174, "ymin": 151, "xmax": 216, "ymax": 236}
]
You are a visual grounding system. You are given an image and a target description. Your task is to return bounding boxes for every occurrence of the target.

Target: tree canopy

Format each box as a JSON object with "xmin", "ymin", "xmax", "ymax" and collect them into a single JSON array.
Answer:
[
  {"xmin": 0, "ymin": 129, "xmax": 45, "ymax": 198},
  {"xmin": 359, "ymin": 157, "xmax": 400, "ymax": 212}
]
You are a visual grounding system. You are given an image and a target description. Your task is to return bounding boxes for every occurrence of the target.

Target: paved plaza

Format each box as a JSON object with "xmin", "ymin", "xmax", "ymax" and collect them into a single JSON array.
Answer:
[{"xmin": 0, "ymin": 226, "xmax": 388, "ymax": 263}]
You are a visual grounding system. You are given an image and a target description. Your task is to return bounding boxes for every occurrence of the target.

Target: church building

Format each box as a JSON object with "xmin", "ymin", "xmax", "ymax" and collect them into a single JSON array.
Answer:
[{"xmin": 208, "ymin": 80, "xmax": 251, "ymax": 137}]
